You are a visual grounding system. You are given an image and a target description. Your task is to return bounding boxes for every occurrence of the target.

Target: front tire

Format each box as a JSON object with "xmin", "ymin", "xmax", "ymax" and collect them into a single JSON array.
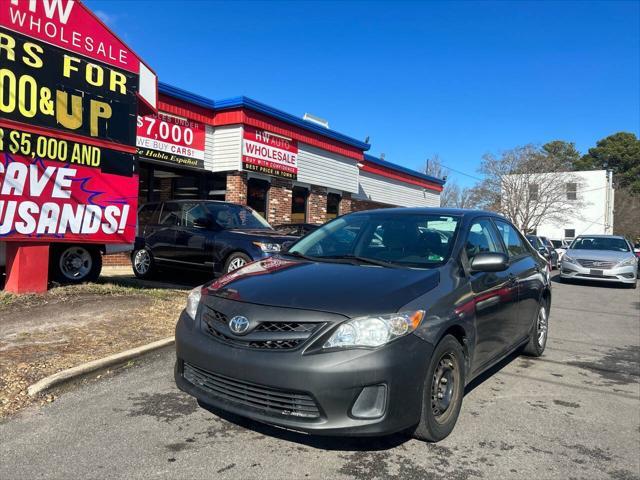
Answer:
[
  {"xmin": 412, "ymin": 335, "xmax": 465, "ymax": 442},
  {"xmin": 223, "ymin": 252, "xmax": 251, "ymax": 273},
  {"xmin": 522, "ymin": 301, "xmax": 548, "ymax": 357},
  {"xmin": 50, "ymin": 245, "xmax": 102, "ymax": 284}
]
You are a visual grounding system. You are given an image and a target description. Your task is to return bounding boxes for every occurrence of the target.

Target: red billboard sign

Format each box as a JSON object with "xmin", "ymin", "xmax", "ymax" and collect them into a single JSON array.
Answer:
[
  {"xmin": 0, "ymin": 0, "xmax": 156, "ymax": 244},
  {"xmin": 137, "ymin": 112, "xmax": 206, "ymax": 169},
  {"xmin": 242, "ymin": 126, "xmax": 298, "ymax": 180}
]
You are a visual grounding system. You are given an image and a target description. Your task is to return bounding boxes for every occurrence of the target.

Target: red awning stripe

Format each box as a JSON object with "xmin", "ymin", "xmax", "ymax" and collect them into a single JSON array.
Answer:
[{"xmin": 360, "ymin": 161, "xmax": 444, "ymax": 192}]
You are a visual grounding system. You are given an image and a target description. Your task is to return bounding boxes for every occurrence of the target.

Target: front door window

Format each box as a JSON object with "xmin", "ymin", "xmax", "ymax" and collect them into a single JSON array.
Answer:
[
  {"xmin": 292, "ymin": 186, "xmax": 308, "ymax": 223},
  {"xmin": 247, "ymin": 179, "xmax": 269, "ymax": 219}
]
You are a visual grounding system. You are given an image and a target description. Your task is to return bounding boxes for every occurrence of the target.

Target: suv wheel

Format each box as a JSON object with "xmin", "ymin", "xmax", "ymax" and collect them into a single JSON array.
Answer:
[
  {"xmin": 522, "ymin": 301, "xmax": 548, "ymax": 356},
  {"xmin": 412, "ymin": 335, "xmax": 465, "ymax": 442},
  {"xmin": 132, "ymin": 248, "xmax": 156, "ymax": 279},
  {"xmin": 50, "ymin": 245, "xmax": 102, "ymax": 284},
  {"xmin": 224, "ymin": 252, "xmax": 251, "ymax": 273}
]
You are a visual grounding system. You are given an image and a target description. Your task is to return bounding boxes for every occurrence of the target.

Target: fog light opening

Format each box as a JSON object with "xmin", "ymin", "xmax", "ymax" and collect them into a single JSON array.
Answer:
[{"xmin": 351, "ymin": 384, "xmax": 387, "ymax": 419}]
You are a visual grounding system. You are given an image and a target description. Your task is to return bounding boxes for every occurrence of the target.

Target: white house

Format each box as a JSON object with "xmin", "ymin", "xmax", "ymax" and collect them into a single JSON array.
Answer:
[{"xmin": 533, "ymin": 170, "xmax": 614, "ymax": 241}]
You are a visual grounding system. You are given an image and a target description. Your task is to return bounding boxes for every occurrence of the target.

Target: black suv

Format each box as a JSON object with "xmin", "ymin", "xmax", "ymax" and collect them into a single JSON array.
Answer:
[{"xmin": 132, "ymin": 200, "xmax": 294, "ymax": 278}]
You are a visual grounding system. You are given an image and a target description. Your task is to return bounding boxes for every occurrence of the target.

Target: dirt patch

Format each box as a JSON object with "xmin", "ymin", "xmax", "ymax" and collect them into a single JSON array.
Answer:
[{"xmin": 0, "ymin": 283, "xmax": 186, "ymax": 418}]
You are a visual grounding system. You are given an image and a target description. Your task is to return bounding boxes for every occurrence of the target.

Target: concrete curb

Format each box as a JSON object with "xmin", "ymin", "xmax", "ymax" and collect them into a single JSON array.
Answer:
[{"xmin": 27, "ymin": 337, "xmax": 175, "ymax": 397}]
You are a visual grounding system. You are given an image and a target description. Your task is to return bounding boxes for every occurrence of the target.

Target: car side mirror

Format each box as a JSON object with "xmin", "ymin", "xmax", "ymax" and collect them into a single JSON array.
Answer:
[
  {"xmin": 193, "ymin": 217, "xmax": 212, "ymax": 229},
  {"xmin": 538, "ymin": 246, "xmax": 547, "ymax": 253},
  {"xmin": 470, "ymin": 252, "xmax": 509, "ymax": 273},
  {"xmin": 281, "ymin": 240, "xmax": 295, "ymax": 252}
]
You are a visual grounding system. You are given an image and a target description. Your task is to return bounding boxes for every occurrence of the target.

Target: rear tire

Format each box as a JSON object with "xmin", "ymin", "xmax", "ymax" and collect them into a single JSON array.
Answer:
[
  {"xmin": 50, "ymin": 245, "xmax": 102, "ymax": 284},
  {"xmin": 131, "ymin": 248, "xmax": 156, "ymax": 279},
  {"xmin": 412, "ymin": 335, "xmax": 465, "ymax": 442},
  {"xmin": 223, "ymin": 252, "xmax": 251, "ymax": 273},
  {"xmin": 522, "ymin": 300, "xmax": 548, "ymax": 357}
]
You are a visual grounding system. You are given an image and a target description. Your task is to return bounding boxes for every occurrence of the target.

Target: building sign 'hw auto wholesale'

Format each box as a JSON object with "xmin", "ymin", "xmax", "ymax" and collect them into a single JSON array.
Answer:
[
  {"xmin": 243, "ymin": 126, "xmax": 298, "ymax": 180},
  {"xmin": 0, "ymin": 0, "xmax": 157, "ymax": 245},
  {"xmin": 137, "ymin": 112, "xmax": 206, "ymax": 169}
]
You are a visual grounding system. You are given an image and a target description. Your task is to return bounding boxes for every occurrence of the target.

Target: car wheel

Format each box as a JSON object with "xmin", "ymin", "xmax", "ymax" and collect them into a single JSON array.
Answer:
[
  {"xmin": 522, "ymin": 301, "xmax": 548, "ymax": 357},
  {"xmin": 224, "ymin": 252, "xmax": 251, "ymax": 273},
  {"xmin": 50, "ymin": 245, "xmax": 102, "ymax": 284},
  {"xmin": 131, "ymin": 248, "xmax": 156, "ymax": 279},
  {"xmin": 412, "ymin": 334, "xmax": 465, "ymax": 442}
]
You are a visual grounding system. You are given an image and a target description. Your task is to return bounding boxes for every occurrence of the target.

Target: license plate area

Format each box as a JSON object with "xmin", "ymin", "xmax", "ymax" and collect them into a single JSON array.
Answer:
[{"xmin": 590, "ymin": 269, "xmax": 604, "ymax": 276}]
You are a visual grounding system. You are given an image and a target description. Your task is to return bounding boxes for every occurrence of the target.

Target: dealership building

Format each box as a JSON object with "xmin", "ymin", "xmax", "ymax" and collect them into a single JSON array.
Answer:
[{"xmin": 134, "ymin": 83, "xmax": 445, "ymax": 227}]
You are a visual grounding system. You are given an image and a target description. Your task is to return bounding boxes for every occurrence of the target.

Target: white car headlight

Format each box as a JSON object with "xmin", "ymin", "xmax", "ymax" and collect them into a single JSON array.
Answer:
[
  {"xmin": 323, "ymin": 311, "xmax": 425, "ymax": 349},
  {"xmin": 185, "ymin": 286, "xmax": 202, "ymax": 320},
  {"xmin": 253, "ymin": 241, "xmax": 282, "ymax": 253},
  {"xmin": 617, "ymin": 257, "xmax": 638, "ymax": 267},
  {"xmin": 562, "ymin": 255, "xmax": 577, "ymax": 265}
]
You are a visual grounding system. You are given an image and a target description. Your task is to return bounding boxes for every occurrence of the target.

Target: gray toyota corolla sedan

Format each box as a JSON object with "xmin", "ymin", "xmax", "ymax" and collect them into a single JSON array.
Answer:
[
  {"xmin": 175, "ymin": 208, "xmax": 551, "ymax": 442},
  {"xmin": 561, "ymin": 235, "xmax": 638, "ymax": 288}
]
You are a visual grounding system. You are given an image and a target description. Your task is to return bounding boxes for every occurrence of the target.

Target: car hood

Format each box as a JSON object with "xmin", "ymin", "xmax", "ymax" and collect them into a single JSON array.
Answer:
[
  {"xmin": 226, "ymin": 229, "xmax": 296, "ymax": 242},
  {"xmin": 565, "ymin": 249, "xmax": 633, "ymax": 262},
  {"xmin": 206, "ymin": 256, "xmax": 440, "ymax": 317}
]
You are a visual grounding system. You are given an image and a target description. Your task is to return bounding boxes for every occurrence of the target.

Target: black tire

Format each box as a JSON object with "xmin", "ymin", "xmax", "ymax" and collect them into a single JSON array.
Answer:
[
  {"xmin": 50, "ymin": 244, "xmax": 102, "ymax": 284},
  {"xmin": 223, "ymin": 252, "xmax": 252, "ymax": 274},
  {"xmin": 522, "ymin": 300, "xmax": 549, "ymax": 357},
  {"xmin": 412, "ymin": 335, "xmax": 466, "ymax": 442},
  {"xmin": 131, "ymin": 247, "xmax": 156, "ymax": 279}
]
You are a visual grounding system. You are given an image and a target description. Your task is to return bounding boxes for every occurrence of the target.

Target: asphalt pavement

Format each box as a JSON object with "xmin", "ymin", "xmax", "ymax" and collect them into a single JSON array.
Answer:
[{"xmin": 1, "ymin": 274, "xmax": 639, "ymax": 480}]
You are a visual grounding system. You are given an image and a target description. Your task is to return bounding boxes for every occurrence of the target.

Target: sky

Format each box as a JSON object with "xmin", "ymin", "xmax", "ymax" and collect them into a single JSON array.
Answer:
[{"xmin": 87, "ymin": 0, "xmax": 640, "ymax": 187}]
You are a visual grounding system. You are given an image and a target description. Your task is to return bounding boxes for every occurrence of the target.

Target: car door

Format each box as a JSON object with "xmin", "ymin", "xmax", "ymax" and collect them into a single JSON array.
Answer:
[
  {"xmin": 465, "ymin": 218, "xmax": 518, "ymax": 373},
  {"xmin": 172, "ymin": 201, "xmax": 214, "ymax": 270},
  {"xmin": 151, "ymin": 202, "xmax": 181, "ymax": 263},
  {"xmin": 493, "ymin": 219, "xmax": 543, "ymax": 343}
]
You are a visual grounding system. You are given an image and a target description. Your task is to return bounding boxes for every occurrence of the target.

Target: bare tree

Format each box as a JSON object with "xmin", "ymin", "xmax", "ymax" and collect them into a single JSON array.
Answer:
[
  {"xmin": 472, "ymin": 145, "xmax": 587, "ymax": 232},
  {"xmin": 424, "ymin": 154, "xmax": 447, "ymax": 180},
  {"xmin": 440, "ymin": 182, "xmax": 476, "ymax": 208}
]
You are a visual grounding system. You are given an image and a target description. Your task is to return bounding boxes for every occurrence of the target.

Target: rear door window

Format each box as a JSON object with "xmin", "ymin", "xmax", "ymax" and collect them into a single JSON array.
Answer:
[
  {"xmin": 159, "ymin": 202, "xmax": 181, "ymax": 226},
  {"xmin": 138, "ymin": 203, "xmax": 160, "ymax": 226}
]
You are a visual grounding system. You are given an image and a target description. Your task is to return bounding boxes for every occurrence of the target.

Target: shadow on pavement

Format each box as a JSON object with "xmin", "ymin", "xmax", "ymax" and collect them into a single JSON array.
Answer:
[
  {"xmin": 100, "ymin": 268, "xmax": 215, "ymax": 291},
  {"xmin": 197, "ymin": 400, "xmax": 410, "ymax": 451}
]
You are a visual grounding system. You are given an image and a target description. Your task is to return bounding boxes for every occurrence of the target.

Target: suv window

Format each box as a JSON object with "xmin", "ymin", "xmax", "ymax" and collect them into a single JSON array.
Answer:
[
  {"xmin": 180, "ymin": 202, "xmax": 207, "ymax": 227},
  {"xmin": 494, "ymin": 220, "xmax": 528, "ymax": 257},
  {"xmin": 138, "ymin": 203, "xmax": 160, "ymax": 226},
  {"xmin": 159, "ymin": 202, "xmax": 181, "ymax": 226},
  {"xmin": 466, "ymin": 219, "xmax": 506, "ymax": 261}
]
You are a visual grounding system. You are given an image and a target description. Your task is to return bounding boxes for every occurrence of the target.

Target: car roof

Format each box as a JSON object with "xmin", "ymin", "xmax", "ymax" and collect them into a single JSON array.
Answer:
[
  {"xmin": 574, "ymin": 234, "xmax": 626, "ymax": 239},
  {"xmin": 348, "ymin": 207, "xmax": 507, "ymax": 221}
]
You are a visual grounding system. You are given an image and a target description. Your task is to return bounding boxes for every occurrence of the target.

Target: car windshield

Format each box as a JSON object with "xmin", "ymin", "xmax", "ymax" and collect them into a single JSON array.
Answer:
[
  {"xmin": 570, "ymin": 237, "xmax": 630, "ymax": 252},
  {"xmin": 205, "ymin": 203, "xmax": 272, "ymax": 230},
  {"xmin": 288, "ymin": 213, "xmax": 460, "ymax": 268},
  {"xmin": 551, "ymin": 240, "xmax": 563, "ymax": 248}
]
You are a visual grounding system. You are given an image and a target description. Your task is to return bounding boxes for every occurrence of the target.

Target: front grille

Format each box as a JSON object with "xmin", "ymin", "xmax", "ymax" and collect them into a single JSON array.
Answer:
[
  {"xmin": 577, "ymin": 259, "xmax": 616, "ymax": 269},
  {"xmin": 575, "ymin": 273, "xmax": 618, "ymax": 279},
  {"xmin": 183, "ymin": 362, "xmax": 320, "ymax": 418},
  {"xmin": 202, "ymin": 307, "xmax": 324, "ymax": 350}
]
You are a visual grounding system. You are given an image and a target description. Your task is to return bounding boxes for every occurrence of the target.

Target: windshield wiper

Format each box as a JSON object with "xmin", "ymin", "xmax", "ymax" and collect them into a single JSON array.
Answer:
[
  {"xmin": 282, "ymin": 251, "xmax": 321, "ymax": 261},
  {"xmin": 321, "ymin": 254, "xmax": 403, "ymax": 268}
]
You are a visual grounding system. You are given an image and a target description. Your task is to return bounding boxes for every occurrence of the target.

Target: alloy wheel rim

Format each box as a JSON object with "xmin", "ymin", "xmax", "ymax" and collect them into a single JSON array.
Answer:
[
  {"xmin": 59, "ymin": 247, "xmax": 92, "ymax": 280},
  {"xmin": 537, "ymin": 307, "xmax": 548, "ymax": 347},
  {"xmin": 228, "ymin": 257, "xmax": 246, "ymax": 272},
  {"xmin": 431, "ymin": 353, "xmax": 457, "ymax": 420},
  {"xmin": 134, "ymin": 250, "xmax": 150, "ymax": 274}
]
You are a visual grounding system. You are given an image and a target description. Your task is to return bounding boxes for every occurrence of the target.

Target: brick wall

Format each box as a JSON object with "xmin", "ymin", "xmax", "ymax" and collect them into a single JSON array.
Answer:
[
  {"xmin": 308, "ymin": 186, "xmax": 328, "ymax": 224},
  {"xmin": 351, "ymin": 198, "xmax": 392, "ymax": 212},
  {"xmin": 225, "ymin": 171, "xmax": 248, "ymax": 205},
  {"xmin": 102, "ymin": 253, "xmax": 130, "ymax": 267},
  {"xmin": 339, "ymin": 193, "xmax": 352, "ymax": 216},
  {"xmin": 267, "ymin": 178, "xmax": 293, "ymax": 224}
]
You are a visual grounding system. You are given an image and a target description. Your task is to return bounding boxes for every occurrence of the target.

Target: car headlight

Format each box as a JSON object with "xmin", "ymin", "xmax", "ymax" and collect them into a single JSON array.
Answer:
[
  {"xmin": 323, "ymin": 311, "xmax": 425, "ymax": 349},
  {"xmin": 617, "ymin": 257, "xmax": 638, "ymax": 267},
  {"xmin": 253, "ymin": 241, "xmax": 282, "ymax": 253},
  {"xmin": 185, "ymin": 286, "xmax": 202, "ymax": 321},
  {"xmin": 562, "ymin": 255, "xmax": 577, "ymax": 265}
]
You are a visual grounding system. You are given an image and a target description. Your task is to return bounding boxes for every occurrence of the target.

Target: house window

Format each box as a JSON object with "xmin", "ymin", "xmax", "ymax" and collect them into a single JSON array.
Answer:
[
  {"xmin": 528, "ymin": 184, "xmax": 539, "ymax": 201},
  {"xmin": 564, "ymin": 228, "xmax": 575, "ymax": 239},
  {"xmin": 566, "ymin": 182, "xmax": 577, "ymax": 200},
  {"xmin": 291, "ymin": 186, "xmax": 308, "ymax": 223},
  {"xmin": 326, "ymin": 193, "xmax": 341, "ymax": 220}
]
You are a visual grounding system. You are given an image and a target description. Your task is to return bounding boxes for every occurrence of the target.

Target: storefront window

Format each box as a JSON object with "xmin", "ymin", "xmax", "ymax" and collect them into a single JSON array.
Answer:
[
  {"xmin": 137, "ymin": 162, "xmax": 226, "ymax": 204},
  {"xmin": 247, "ymin": 178, "xmax": 270, "ymax": 218},
  {"xmin": 327, "ymin": 193, "xmax": 341, "ymax": 220},
  {"xmin": 292, "ymin": 186, "xmax": 308, "ymax": 223}
]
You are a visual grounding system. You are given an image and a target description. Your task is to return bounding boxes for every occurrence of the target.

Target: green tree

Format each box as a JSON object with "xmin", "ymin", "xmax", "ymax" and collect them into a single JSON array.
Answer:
[
  {"xmin": 576, "ymin": 132, "xmax": 640, "ymax": 193},
  {"xmin": 542, "ymin": 140, "xmax": 581, "ymax": 171}
]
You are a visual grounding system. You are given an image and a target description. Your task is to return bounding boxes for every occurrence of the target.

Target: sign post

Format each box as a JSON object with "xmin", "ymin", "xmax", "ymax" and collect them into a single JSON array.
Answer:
[{"xmin": 0, "ymin": 0, "xmax": 156, "ymax": 293}]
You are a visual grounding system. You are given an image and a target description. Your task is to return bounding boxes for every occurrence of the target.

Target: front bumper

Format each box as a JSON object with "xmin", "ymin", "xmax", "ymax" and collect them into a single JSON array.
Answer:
[
  {"xmin": 560, "ymin": 262, "xmax": 637, "ymax": 284},
  {"xmin": 174, "ymin": 311, "xmax": 433, "ymax": 436}
]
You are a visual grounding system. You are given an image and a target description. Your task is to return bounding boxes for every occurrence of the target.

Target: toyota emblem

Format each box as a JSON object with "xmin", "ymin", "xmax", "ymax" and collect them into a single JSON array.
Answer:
[{"xmin": 229, "ymin": 316, "xmax": 250, "ymax": 335}]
